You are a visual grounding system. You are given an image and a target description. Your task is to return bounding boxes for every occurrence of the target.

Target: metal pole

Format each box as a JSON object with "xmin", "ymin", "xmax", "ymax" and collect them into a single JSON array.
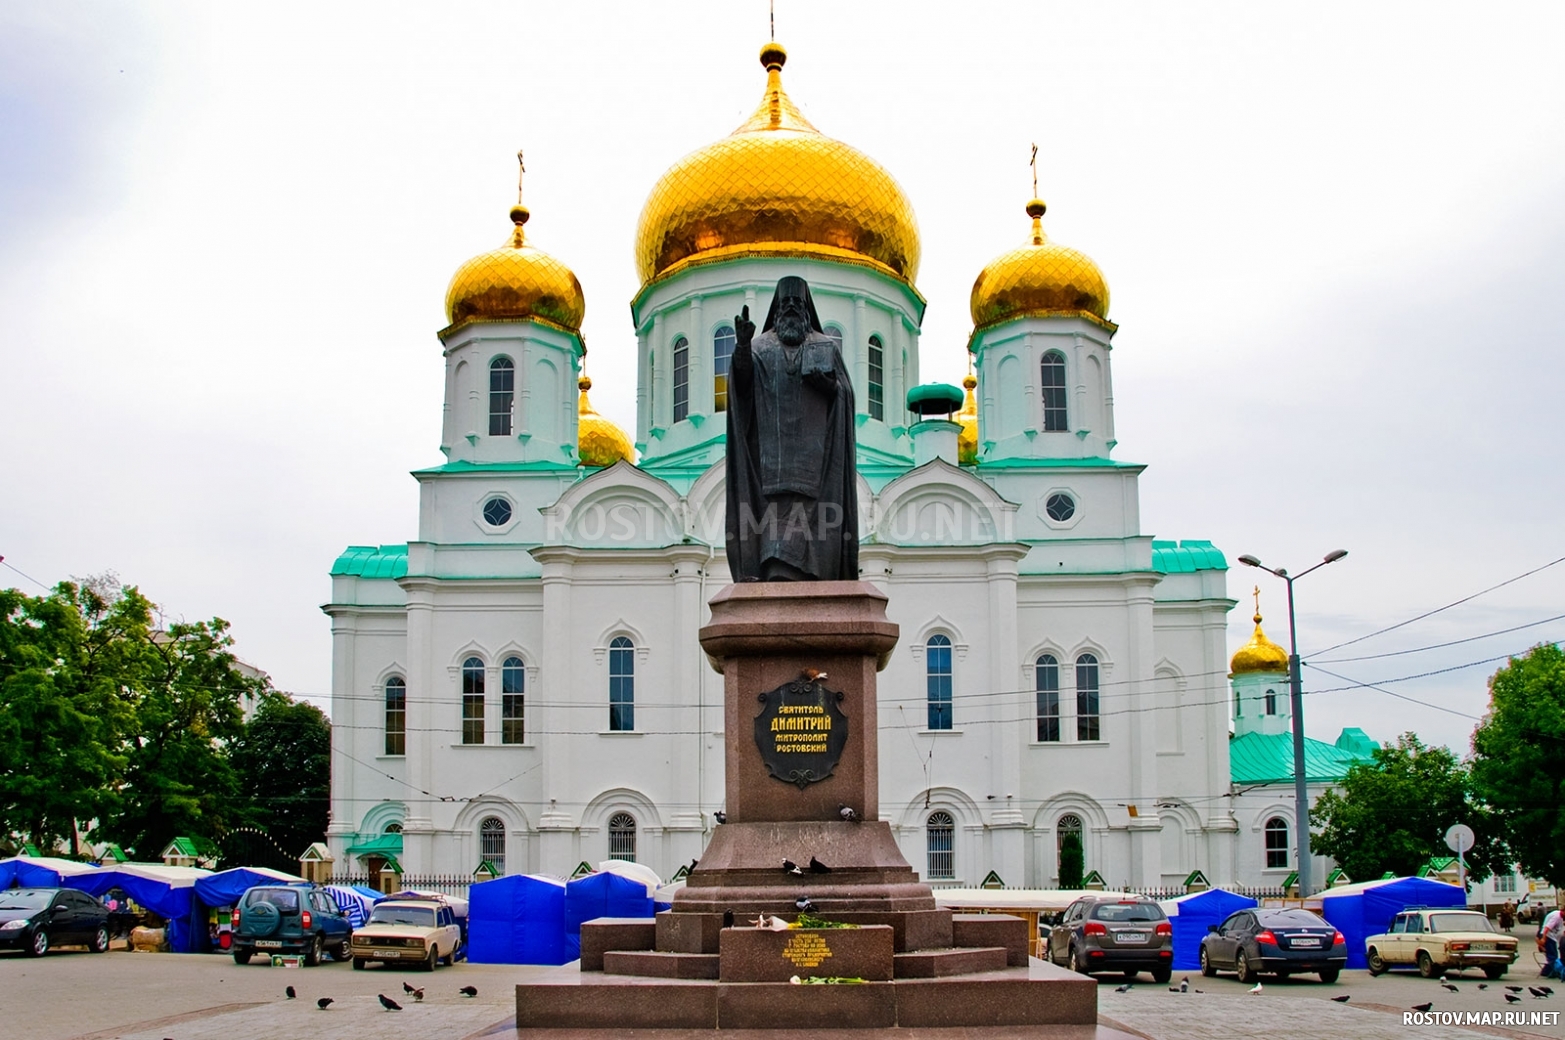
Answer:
[
  {"xmin": 1458, "ymin": 837, "xmax": 1467, "ymax": 896},
  {"xmin": 1285, "ymin": 574, "xmax": 1313, "ymax": 900}
]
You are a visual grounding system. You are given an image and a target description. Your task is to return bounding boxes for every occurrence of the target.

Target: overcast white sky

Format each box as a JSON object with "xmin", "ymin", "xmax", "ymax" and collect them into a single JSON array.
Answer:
[{"xmin": 3, "ymin": 1, "xmax": 1562, "ymax": 756}]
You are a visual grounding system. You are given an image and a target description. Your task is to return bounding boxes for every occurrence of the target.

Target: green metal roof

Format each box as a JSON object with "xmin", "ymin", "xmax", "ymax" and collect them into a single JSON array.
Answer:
[
  {"xmin": 346, "ymin": 833, "xmax": 405, "ymax": 858},
  {"xmin": 1334, "ymin": 727, "xmax": 1379, "ymax": 759},
  {"xmin": 907, "ymin": 383, "xmax": 964, "ymax": 415},
  {"xmin": 1229, "ymin": 731, "xmax": 1374, "ymax": 785},
  {"xmin": 1151, "ymin": 540, "xmax": 1228, "ymax": 573},
  {"xmin": 164, "ymin": 836, "xmax": 215, "ymax": 858},
  {"xmin": 332, "ymin": 545, "xmax": 409, "ymax": 580},
  {"xmin": 412, "ymin": 459, "xmax": 577, "ymax": 475},
  {"xmin": 975, "ymin": 456, "xmax": 1142, "ymax": 470}
]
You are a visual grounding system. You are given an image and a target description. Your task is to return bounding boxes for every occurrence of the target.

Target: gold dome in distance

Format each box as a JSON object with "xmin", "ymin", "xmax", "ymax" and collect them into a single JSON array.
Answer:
[
  {"xmin": 1230, "ymin": 611, "xmax": 1290, "ymax": 676},
  {"xmin": 633, "ymin": 42, "xmax": 921, "ymax": 290},
  {"xmin": 957, "ymin": 373, "xmax": 979, "ymax": 466},
  {"xmin": 576, "ymin": 375, "xmax": 635, "ymax": 468},
  {"xmin": 970, "ymin": 197, "xmax": 1110, "ymax": 330},
  {"xmin": 445, "ymin": 204, "xmax": 586, "ymax": 334}
]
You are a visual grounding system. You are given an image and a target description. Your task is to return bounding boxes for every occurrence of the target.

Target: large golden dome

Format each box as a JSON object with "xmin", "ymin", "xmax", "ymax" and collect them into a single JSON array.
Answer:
[
  {"xmin": 634, "ymin": 43, "xmax": 920, "ymax": 289},
  {"xmin": 445, "ymin": 205, "xmax": 585, "ymax": 334},
  {"xmin": 576, "ymin": 376, "xmax": 634, "ymax": 468},
  {"xmin": 970, "ymin": 199, "xmax": 1110, "ymax": 330},
  {"xmin": 1230, "ymin": 611, "xmax": 1290, "ymax": 676}
]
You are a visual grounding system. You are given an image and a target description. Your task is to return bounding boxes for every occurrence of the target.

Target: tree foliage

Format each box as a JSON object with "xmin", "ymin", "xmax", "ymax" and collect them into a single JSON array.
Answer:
[
  {"xmin": 1059, "ymin": 831, "xmax": 1085, "ymax": 889},
  {"xmin": 1471, "ymin": 644, "xmax": 1565, "ymax": 886},
  {"xmin": 229, "ymin": 693, "xmax": 332, "ymax": 858},
  {"xmin": 1310, "ymin": 732, "xmax": 1500, "ymax": 882}
]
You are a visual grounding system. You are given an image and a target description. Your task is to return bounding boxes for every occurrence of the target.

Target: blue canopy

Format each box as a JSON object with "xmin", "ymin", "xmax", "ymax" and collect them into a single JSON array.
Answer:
[
  {"xmin": 1157, "ymin": 889, "xmax": 1259, "ymax": 970},
  {"xmin": 0, "ymin": 856, "xmax": 101, "ymax": 889},
  {"xmin": 468, "ymin": 874, "xmax": 569, "ymax": 965},
  {"xmin": 324, "ymin": 884, "xmax": 382, "ymax": 928},
  {"xmin": 1319, "ymin": 876, "xmax": 1468, "ymax": 969},
  {"xmin": 192, "ymin": 867, "xmax": 306, "ymax": 910},
  {"xmin": 562, "ymin": 871, "xmax": 655, "ymax": 961},
  {"xmin": 64, "ymin": 865, "xmax": 211, "ymax": 953}
]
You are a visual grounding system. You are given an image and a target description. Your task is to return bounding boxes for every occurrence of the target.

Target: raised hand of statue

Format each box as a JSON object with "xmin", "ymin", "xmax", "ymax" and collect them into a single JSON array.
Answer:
[{"xmin": 734, "ymin": 304, "xmax": 755, "ymax": 350}]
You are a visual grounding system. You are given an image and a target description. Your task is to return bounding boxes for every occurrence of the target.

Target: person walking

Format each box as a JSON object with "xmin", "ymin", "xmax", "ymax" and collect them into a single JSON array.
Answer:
[{"xmin": 1539, "ymin": 906, "xmax": 1564, "ymax": 977}]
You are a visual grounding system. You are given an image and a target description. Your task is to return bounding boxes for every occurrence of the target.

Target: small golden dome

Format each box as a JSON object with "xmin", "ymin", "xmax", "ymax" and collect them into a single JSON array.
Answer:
[
  {"xmin": 957, "ymin": 373, "xmax": 979, "ymax": 465},
  {"xmin": 633, "ymin": 42, "xmax": 920, "ymax": 289},
  {"xmin": 445, "ymin": 205, "xmax": 585, "ymax": 334},
  {"xmin": 970, "ymin": 197, "xmax": 1110, "ymax": 330},
  {"xmin": 577, "ymin": 375, "xmax": 634, "ymax": 468},
  {"xmin": 1230, "ymin": 611, "xmax": 1290, "ymax": 676}
]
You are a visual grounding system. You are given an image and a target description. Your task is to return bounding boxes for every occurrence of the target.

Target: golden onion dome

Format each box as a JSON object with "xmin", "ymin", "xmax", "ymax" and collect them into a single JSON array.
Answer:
[
  {"xmin": 633, "ymin": 43, "xmax": 920, "ymax": 289},
  {"xmin": 956, "ymin": 373, "xmax": 979, "ymax": 465},
  {"xmin": 576, "ymin": 376, "xmax": 634, "ymax": 468},
  {"xmin": 970, "ymin": 198, "xmax": 1110, "ymax": 330},
  {"xmin": 1230, "ymin": 611, "xmax": 1290, "ymax": 676},
  {"xmin": 445, "ymin": 204, "xmax": 586, "ymax": 334}
]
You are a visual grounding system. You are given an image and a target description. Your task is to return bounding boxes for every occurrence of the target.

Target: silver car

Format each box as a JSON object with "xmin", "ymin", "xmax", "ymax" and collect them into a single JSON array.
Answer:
[{"xmin": 1048, "ymin": 895, "xmax": 1174, "ymax": 982}]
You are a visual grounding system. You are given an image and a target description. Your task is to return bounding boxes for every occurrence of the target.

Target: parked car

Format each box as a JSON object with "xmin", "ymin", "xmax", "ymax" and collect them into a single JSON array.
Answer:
[
  {"xmin": 1199, "ymin": 907, "xmax": 1345, "ymax": 984},
  {"xmin": 350, "ymin": 898, "xmax": 463, "ymax": 972},
  {"xmin": 1366, "ymin": 908, "xmax": 1518, "ymax": 979},
  {"xmin": 1047, "ymin": 895, "xmax": 1174, "ymax": 983},
  {"xmin": 230, "ymin": 885, "xmax": 352, "ymax": 966},
  {"xmin": 0, "ymin": 887, "xmax": 113, "ymax": 957}
]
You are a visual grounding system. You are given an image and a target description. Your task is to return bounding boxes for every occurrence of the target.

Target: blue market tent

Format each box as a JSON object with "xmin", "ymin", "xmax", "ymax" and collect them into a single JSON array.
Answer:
[
  {"xmin": 192, "ymin": 867, "xmax": 306, "ymax": 911},
  {"xmin": 0, "ymin": 856, "xmax": 101, "ymax": 889},
  {"xmin": 468, "ymin": 875, "xmax": 570, "ymax": 965},
  {"xmin": 563, "ymin": 870, "xmax": 655, "ymax": 961},
  {"xmin": 1156, "ymin": 889, "xmax": 1259, "ymax": 971},
  {"xmin": 324, "ymin": 884, "xmax": 382, "ymax": 927},
  {"xmin": 1319, "ymin": 876, "xmax": 1467, "ymax": 969},
  {"xmin": 64, "ymin": 864, "xmax": 212, "ymax": 953}
]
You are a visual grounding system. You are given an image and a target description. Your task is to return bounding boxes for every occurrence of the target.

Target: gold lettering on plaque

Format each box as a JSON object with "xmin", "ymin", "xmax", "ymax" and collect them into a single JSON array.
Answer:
[{"xmin": 782, "ymin": 933, "xmax": 833, "ymax": 970}]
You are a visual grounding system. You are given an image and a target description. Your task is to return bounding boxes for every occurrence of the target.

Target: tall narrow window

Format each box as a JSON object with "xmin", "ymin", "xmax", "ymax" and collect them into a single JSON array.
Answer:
[
  {"xmin": 1264, "ymin": 689, "xmax": 1277, "ymax": 715},
  {"xmin": 608, "ymin": 812, "xmax": 637, "ymax": 861},
  {"xmin": 384, "ymin": 676, "xmax": 406, "ymax": 756},
  {"xmin": 1076, "ymin": 653, "xmax": 1100, "ymax": 741},
  {"xmin": 926, "ymin": 634, "xmax": 953, "ymax": 730},
  {"xmin": 1265, "ymin": 817, "xmax": 1289, "ymax": 869},
  {"xmin": 867, "ymin": 335, "xmax": 885, "ymax": 421},
  {"xmin": 1233, "ymin": 683, "xmax": 1241, "ymax": 720},
  {"xmin": 489, "ymin": 358, "xmax": 515, "ymax": 436},
  {"xmin": 926, "ymin": 811, "xmax": 955, "ymax": 880},
  {"xmin": 1056, "ymin": 814, "xmax": 1083, "ymax": 859},
  {"xmin": 713, "ymin": 325, "xmax": 736, "ymax": 412},
  {"xmin": 462, "ymin": 656, "xmax": 485, "ymax": 745},
  {"xmin": 1035, "ymin": 654, "xmax": 1060, "ymax": 742},
  {"xmin": 672, "ymin": 337, "xmax": 690, "ymax": 423},
  {"xmin": 502, "ymin": 656, "xmax": 525, "ymax": 744},
  {"xmin": 608, "ymin": 636, "xmax": 635, "ymax": 731},
  {"xmin": 480, "ymin": 816, "xmax": 506, "ymax": 876},
  {"xmin": 1041, "ymin": 351, "xmax": 1068, "ymax": 432}
]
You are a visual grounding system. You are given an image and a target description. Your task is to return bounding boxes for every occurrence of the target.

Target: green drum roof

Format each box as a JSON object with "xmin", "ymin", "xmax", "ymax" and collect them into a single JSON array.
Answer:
[
  {"xmin": 1230, "ymin": 731, "xmax": 1374, "ymax": 785},
  {"xmin": 1151, "ymin": 539, "xmax": 1228, "ymax": 573},
  {"xmin": 332, "ymin": 545, "xmax": 409, "ymax": 580},
  {"xmin": 907, "ymin": 382, "xmax": 965, "ymax": 416}
]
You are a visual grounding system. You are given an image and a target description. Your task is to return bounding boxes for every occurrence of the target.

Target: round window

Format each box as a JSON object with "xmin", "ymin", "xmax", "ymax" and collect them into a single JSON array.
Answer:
[
  {"xmin": 1045, "ymin": 493, "xmax": 1076, "ymax": 522},
  {"xmin": 482, "ymin": 497, "xmax": 513, "ymax": 527}
]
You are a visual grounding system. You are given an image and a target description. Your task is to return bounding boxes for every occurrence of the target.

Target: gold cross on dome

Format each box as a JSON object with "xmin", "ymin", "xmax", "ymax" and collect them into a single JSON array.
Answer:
[
  {"xmin": 1030, "ymin": 142, "xmax": 1038, "ymax": 197},
  {"xmin": 1252, "ymin": 585, "xmax": 1261, "ymax": 614},
  {"xmin": 516, "ymin": 149, "xmax": 526, "ymax": 204}
]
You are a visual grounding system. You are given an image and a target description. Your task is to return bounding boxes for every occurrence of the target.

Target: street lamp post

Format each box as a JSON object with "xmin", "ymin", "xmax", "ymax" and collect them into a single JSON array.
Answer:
[{"xmin": 1236, "ymin": 548, "xmax": 1348, "ymax": 900}]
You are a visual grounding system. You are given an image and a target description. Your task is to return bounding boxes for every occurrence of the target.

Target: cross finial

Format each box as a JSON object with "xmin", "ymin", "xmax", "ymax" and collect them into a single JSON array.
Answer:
[
  {"xmin": 516, "ymin": 149, "xmax": 526, "ymax": 205},
  {"xmin": 1252, "ymin": 585, "xmax": 1262, "ymax": 619},
  {"xmin": 1030, "ymin": 142, "xmax": 1038, "ymax": 197},
  {"xmin": 770, "ymin": 0, "xmax": 775, "ymax": 40}
]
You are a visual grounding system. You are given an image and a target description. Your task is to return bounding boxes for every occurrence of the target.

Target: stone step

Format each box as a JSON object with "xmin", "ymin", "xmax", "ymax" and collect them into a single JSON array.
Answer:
[
  {"xmin": 893, "ymin": 945, "xmax": 1010, "ymax": 978},
  {"xmin": 580, "ymin": 917, "xmax": 656, "ymax": 971},
  {"xmin": 602, "ymin": 949, "xmax": 720, "ymax": 979},
  {"xmin": 952, "ymin": 912, "xmax": 1030, "ymax": 966}
]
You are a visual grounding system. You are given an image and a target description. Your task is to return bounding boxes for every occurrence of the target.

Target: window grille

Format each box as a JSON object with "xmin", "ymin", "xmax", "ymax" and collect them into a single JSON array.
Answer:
[
  {"xmin": 868, "ymin": 335, "xmax": 885, "ymax": 421},
  {"xmin": 384, "ymin": 676, "xmax": 406, "ymax": 756},
  {"xmin": 480, "ymin": 817, "xmax": 506, "ymax": 876},
  {"xmin": 608, "ymin": 812, "xmax": 637, "ymax": 862},
  {"xmin": 1035, "ymin": 655, "xmax": 1060, "ymax": 742},
  {"xmin": 489, "ymin": 358, "xmax": 515, "ymax": 436},
  {"xmin": 1041, "ymin": 351, "xmax": 1067, "ymax": 432},
  {"xmin": 672, "ymin": 337, "xmax": 689, "ymax": 423},
  {"xmin": 926, "ymin": 811, "xmax": 955, "ymax": 880},
  {"xmin": 1265, "ymin": 817, "xmax": 1289, "ymax": 869}
]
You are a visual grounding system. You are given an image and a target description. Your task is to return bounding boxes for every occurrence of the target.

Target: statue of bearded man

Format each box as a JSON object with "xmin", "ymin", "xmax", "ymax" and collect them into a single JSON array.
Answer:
[{"xmin": 724, "ymin": 276, "xmax": 859, "ymax": 582}]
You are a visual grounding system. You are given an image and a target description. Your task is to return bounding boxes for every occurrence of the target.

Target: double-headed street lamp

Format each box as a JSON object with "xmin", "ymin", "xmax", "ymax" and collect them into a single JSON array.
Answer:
[{"xmin": 1237, "ymin": 548, "xmax": 1348, "ymax": 899}]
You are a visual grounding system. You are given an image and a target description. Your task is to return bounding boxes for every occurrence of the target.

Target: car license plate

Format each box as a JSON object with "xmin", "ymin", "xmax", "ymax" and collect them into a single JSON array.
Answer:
[
  {"xmin": 256, "ymin": 940, "xmax": 282, "ymax": 948},
  {"xmin": 1118, "ymin": 932, "xmax": 1147, "ymax": 943},
  {"xmin": 1472, "ymin": 943, "xmax": 1494, "ymax": 951},
  {"xmin": 1292, "ymin": 938, "xmax": 1321, "ymax": 948}
]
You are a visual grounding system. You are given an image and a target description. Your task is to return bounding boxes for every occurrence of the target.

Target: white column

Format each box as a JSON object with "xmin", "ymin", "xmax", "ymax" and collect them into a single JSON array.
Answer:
[
  {"xmin": 689, "ymin": 295, "xmax": 707, "ymax": 423},
  {"xmin": 853, "ymin": 296, "xmax": 869, "ymax": 418},
  {"xmin": 401, "ymin": 579, "xmax": 438, "ymax": 875}
]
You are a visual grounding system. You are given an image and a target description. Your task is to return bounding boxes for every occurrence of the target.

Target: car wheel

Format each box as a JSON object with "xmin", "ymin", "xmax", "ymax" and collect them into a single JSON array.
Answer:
[
  {"xmin": 1151, "ymin": 966, "xmax": 1172, "ymax": 984},
  {"xmin": 27, "ymin": 928, "xmax": 49, "ymax": 957},
  {"xmin": 1068, "ymin": 945, "xmax": 1089, "ymax": 976},
  {"xmin": 1319, "ymin": 968, "xmax": 1340, "ymax": 984},
  {"xmin": 335, "ymin": 940, "xmax": 351, "ymax": 962},
  {"xmin": 424, "ymin": 946, "xmax": 438, "ymax": 972},
  {"xmin": 1366, "ymin": 948, "xmax": 1387, "ymax": 976},
  {"xmin": 352, "ymin": 957, "xmax": 366, "ymax": 970},
  {"xmin": 233, "ymin": 950, "xmax": 252, "ymax": 965},
  {"xmin": 303, "ymin": 935, "xmax": 322, "ymax": 967},
  {"xmin": 1417, "ymin": 949, "xmax": 1443, "ymax": 979},
  {"xmin": 90, "ymin": 926, "xmax": 110, "ymax": 954},
  {"xmin": 442, "ymin": 948, "xmax": 454, "ymax": 967},
  {"xmin": 1234, "ymin": 949, "xmax": 1254, "ymax": 984},
  {"xmin": 1483, "ymin": 965, "xmax": 1505, "ymax": 980},
  {"xmin": 1199, "ymin": 946, "xmax": 1217, "ymax": 978}
]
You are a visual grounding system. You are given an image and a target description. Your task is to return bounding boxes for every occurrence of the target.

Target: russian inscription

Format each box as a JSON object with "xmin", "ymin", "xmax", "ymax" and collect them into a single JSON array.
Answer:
[
  {"xmin": 754, "ymin": 677, "xmax": 850, "ymax": 789},
  {"xmin": 782, "ymin": 932, "xmax": 833, "ymax": 969}
]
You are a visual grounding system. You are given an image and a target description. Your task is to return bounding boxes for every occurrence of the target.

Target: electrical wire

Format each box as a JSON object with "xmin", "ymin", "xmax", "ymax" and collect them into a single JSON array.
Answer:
[{"xmin": 1309, "ymin": 613, "xmax": 1565, "ymax": 664}]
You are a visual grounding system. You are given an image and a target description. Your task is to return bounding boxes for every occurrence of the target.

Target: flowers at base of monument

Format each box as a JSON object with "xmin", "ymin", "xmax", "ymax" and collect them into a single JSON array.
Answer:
[
  {"xmin": 751, "ymin": 914, "xmax": 792, "ymax": 931},
  {"xmin": 794, "ymin": 913, "xmax": 858, "ymax": 930},
  {"xmin": 789, "ymin": 976, "xmax": 867, "ymax": 985}
]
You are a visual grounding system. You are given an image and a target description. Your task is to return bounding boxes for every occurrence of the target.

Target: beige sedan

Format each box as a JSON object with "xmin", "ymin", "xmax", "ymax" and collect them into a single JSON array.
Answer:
[
  {"xmin": 350, "ymin": 899, "xmax": 463, "ymax": 971},
  {"xmin": 1365, "ymin": 909, "xmax": 1517, "ymax": 979}
]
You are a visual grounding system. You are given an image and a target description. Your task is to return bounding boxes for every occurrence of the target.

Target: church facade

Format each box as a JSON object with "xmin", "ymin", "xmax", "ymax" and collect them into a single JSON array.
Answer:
[{"xmin": 324, "ymin": 42, "xmax": 1362, "ymax": 892}]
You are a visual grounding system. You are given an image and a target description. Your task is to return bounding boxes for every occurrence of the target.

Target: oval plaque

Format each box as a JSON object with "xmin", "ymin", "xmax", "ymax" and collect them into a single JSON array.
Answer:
[{"xmin": 754, "ymin": 678, "xmax": 849, "ymax": 789}]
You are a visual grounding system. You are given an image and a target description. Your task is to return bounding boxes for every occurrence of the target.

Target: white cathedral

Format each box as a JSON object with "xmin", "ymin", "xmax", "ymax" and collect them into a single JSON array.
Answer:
[{"xmin": 325, "ymin": 42, "xmax": 1372, "ymax": 893}]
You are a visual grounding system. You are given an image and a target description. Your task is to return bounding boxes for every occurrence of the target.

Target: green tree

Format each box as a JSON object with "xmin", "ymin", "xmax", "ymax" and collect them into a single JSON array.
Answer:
[
  {"xmin": 1059, "ymin": 831, "xmax": 1085, "ymax": 889},
  {"xmin": 1310, "ymin": 732, "xmax": 1498, "ymax": 882},
  {"xmin": 1471, "ymin": 644, "xmax": 1565, "ymax": 885},
  {"xmin": 229, "ymin": 694, "xmax": 332, "ymax": 858}
]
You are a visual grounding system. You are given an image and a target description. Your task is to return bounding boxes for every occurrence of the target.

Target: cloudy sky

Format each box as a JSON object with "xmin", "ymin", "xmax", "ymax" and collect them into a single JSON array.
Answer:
[{"xmin": 3, "ymin": 1, "xmax": 1562, "ymax": 755}]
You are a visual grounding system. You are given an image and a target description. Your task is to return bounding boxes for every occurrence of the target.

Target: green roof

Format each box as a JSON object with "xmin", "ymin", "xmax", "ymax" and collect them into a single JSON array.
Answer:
[
  {"xmin": 346, "ymin": 833, "xmax": 405, "ymax": 858},
  {"xmin": 332, "ymin": 545, "xmax": 409, "ymax": 580},
  {"xmin": 907, "ymin": 383, "xmax": 965, "ymax": 415},
  {"xmin": 1230, "ymin": 731, "xmax": 1375, "ymax": 785},
  {"xmin": 1151, "ymin": 540, "xmax": 1228, "ymax": 573},
  {"xmin": 1421, "ymin": 857, "xmax": 1458, "ymax": 876},
  {"xmin": 976, "ymin": 456, "xmax": 1142, "ymax": 470},
  {"xmin": 164, "ymin": 836, "xmax": 215, "ymax": 859},
  {"xmin": 1335, "ymin": 727, "xmax": 1379, "ymax": 759},
  {"xmin": 412, "ymin": 459, "xmax": 577, "ymax": 475}
]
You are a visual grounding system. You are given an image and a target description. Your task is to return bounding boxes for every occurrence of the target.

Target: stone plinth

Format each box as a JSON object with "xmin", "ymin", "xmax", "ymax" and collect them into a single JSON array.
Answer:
[{"xmin": 719, "ymin": 924, "xmax": 894, "ymax": 982}]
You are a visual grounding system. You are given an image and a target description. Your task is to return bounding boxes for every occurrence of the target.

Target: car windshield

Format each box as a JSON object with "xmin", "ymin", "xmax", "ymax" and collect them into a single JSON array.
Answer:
[
  {"xmin": 0, "ymin": 890, "xmax": 55, "ymax": 911},
  {"xmin": 368, "ymin": 905, "xmax": 435, "ymax": 927},
  {"xmin": 1259, "ymin": 910, "xmax": 1329, "ymax": 927},
  {"xmin": 246, "ymin": 889, "xmax": 300, "ymax": 911},
  {"xmin": 1429, "ymin": 913, "xmax": 1495, "ymax": 934},
  {"xmin": 1092, "ymin": 902, "xmax": 1164, "ymax": 922}
]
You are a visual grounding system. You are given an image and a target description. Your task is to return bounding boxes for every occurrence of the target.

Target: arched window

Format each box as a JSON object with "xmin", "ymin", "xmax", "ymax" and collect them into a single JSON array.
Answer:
[
  {"xmin": 462, "ymin": 656, "xmax": 485, "ymax": 745},
  {"xmin": 1040, "ymin": 351, "xmax": 1068, "ymax": 432},
  {"xmin": 608, "ymin": 812, "xmax": 637, "ymax": 862},
  {"xmin": 384, "ymin": 676, "xmax": 406, "ymax": 756},
  {"xmin": 1233, "ymin": 683, "xmax": 1241, "ymax": 720},
  {"xmin": 609, "ymin": 637, "xmax": 635, "ymax": 731},
  {"xmin": 1056, "ymin": 814, "xmax": 1083, "ymax": 858},
  {"xmin": 824, "ymin": 326, "xmax": 844, "ymax": 353},
  {"xmin": 489, "ymin": 358, "xmax": 515, "ymax": 436},
  {"xmin": 867, "ymin": 335, "xmax": 885, "ymax": 421},
  {"xmin": 502, "ymin": 657, "xmax": 525, "ymax": 744},
  {"xmin": 384, "ymin": 821, "xmax": 403, "ymax": 834},
  {"xmin": 480, "ymin": 817, "xmax": 506, "ymax": 876},
  {"xmin": 926, "ymin": 811, "xmax": 955, "ymax": 880},
  {"xmin": 1076, "ymin": 653, "xmax": 1100, "ymax": 741},
  {"xmin": 1265, "ymin": 817, "xmax": 1289, "ymax": 869},
  {"xmin": 1035, "ymin": 654, "xmax": 1060, "ymax": 742},
  {"xmin": 926, "ymin": 634, "xmax": 953, "ymax": 730},
  {"xmin": 672, "ymin": 337, "xmax": 690, "ymax": 423},
  {"xmin": 1264, "ymin": 689, "xmax": 1277, "ymax": 716},
  {"xmin": 713, "ymin": 325, "xmax": 736, "ymax": 412}
]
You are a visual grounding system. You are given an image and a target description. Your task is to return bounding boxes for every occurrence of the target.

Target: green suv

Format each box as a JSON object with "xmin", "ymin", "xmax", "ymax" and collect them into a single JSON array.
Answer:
[{"xmin": 230, "ymin": 885, "xmax": 352, "ymax": 966}]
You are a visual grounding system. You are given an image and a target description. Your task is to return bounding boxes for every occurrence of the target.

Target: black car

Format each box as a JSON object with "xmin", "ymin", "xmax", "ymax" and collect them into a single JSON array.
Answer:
[
  {"xmin": 230, "ymin": 885, "xmax": 352, "ymax": 966},
  {"xmin": 0, "ymin": 887, "xmax": 113, "ymax": 957},
  {"xmin": 1200, "ymin": 907, "xmax": 1346, "ymax": 984}
]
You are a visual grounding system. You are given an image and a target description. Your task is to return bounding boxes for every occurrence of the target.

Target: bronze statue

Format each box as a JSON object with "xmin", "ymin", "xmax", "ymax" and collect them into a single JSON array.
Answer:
[{"xmin": 725, "ymin": 276, "xmax": 859, "ymax": 581}]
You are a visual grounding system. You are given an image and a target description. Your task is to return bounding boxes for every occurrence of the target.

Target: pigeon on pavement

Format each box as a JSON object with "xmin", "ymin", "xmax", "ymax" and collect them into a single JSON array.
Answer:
[
  {"xmin": 459, "ymin": 985, "xmax": 479, "ymax": 997},
  {"xmin": 1530, "ymin": 987, "xmax": 1550, "ymax": 999},
  {"xmin": 1249, "ymin": 981, "xmax": 1263, "ymax": 994},
  {"xmin": 1507, "ymin": 994, "xmax": 1523, "ymax": 1004},
  {"xmin": 411, "ymin": 987, "xmax": 424, "ymax": 1002},
  {"xmin": 809, "ymin": 856, "xmax": 831, "ymax": 874},
  {"xmin": 838, "ymin": 805, "xmax": 858, "ymax": 822},
  {"xmin": 1412, "ymin": 1002, "xmax": 1433, "ymax": 1012},
  {"xmin": 1542, "ymin": 986, "xmax": 1556, "ymax": 996},
  {"xmin": 379, "ymin": 994, "xmax": 403, "ymax": 1011},
  {"xmin": 795, "ymin": 896, "xmax": 817, "ymax": 913},
  {"xmin": 285, "ymin": 986, "xmax": 296, "ymax": 999},
  {"xmin": 403, "ymin": 982, "xmax": 416, "ymax": 994},
  {"xmin": 1441, "ymin": 983, "xmax": 1460, "ymax": 992},
  {"xmin": 1330, "ymin": 995, "xmax": 1350, "ymax": 1003},
  {"xmin": 713, "ymin": 811, "xmax": 726, "ymax": 824},
  {"xmin": 1506, "ymin": 985, "xmax": 1524, "ymax": 992},
  {"xmin": 316, "ymin": 997, "xmax": 334, "ymax": 1009},
  {"xmin": 1113, "ymin": 983, "xmax": 1132, "ymax": 993},
  {"xmin": 782, "ymin": 859, "xmax": 802, "ymax": 875},
  {"xmin": 1179, "ymin": 978, "xmax": 1189, "ymax": 993},
  {"xmin": 1478, "ymin": 984, "xmax": 1488, "ymax": 990}
]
